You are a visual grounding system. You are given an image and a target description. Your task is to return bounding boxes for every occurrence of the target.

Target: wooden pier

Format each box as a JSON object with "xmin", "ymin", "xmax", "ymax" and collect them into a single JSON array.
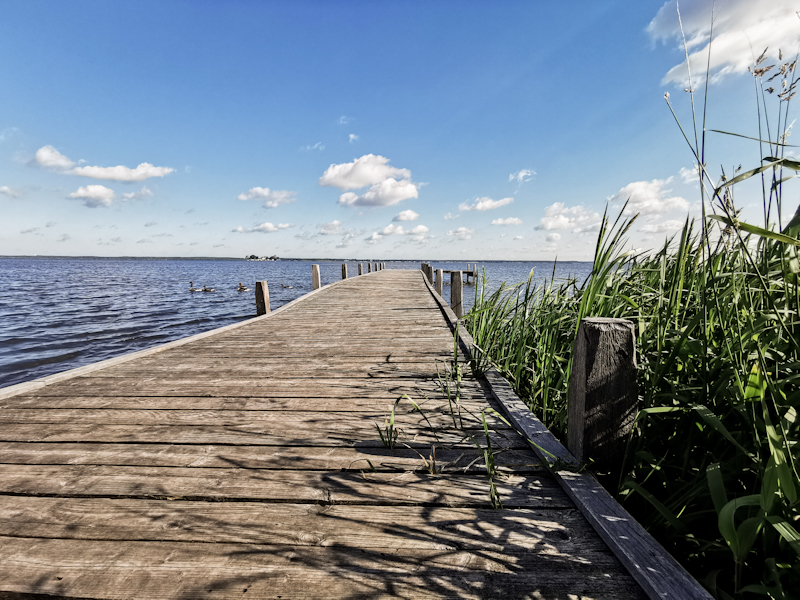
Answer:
[{"xmin": 0, "ymin": 269, "xmax": 707, "ymax": 599}]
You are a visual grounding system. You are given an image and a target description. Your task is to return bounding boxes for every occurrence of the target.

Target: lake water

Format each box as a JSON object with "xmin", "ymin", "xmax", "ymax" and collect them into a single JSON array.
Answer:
[{"xmin": 0, "ymin": 257, "xmax": 592, "ymax": 389}]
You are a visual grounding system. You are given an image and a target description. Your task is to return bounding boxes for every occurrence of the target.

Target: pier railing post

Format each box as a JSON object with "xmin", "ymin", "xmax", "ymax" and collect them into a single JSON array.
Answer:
[
  {"xmin": 255, "ymin": 281, "xmax": 271, "ymax": 316},
  {"xmin": 568, "ymin": 317, "xmax": 638, "ymax": 476},
  {"xmin": 312, "ymin": 264, "xmax": 321, "ymax": 290},
  {"xmin": 435, "ymin": 268, "xmax": 443, "ymax": 296},
  {"xmin": 358, "ymin": 263, "xmax": 363, "ymax": 276},
  {"xmin": 450, "ymin": 271, "xmax": 463, "ymax": 318},
  {"xmin": 342, "ymin": 263, "xmax": 348, "ymax": 279}
]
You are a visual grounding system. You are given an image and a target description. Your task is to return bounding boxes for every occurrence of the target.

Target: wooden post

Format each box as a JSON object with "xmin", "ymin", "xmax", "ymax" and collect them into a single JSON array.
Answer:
[
  {"xmin": 435, "ymin": 268, "xmax": 443, "ymax": 296},
  {"xmin": 568, "ymin": 317, "xmax": 638, "ymax": 475},
  {"xmin": 312, "ymin": 264, "xmax": 321, "ymax": 290},
  {"xmin": 255, "ymin": 281, "xmax": 270, "ymax": 316},
  {"xmin": 368, "ymin": 263, "xmax": 371, "ymax": 273},
  {"xmin": 450, "ymin": 271, "xmax": 463, "ymax": 318},
  {"xmin": 341, "ymin": 263, "xmax": 348, "ymax": 279},
  {"xmin": 358, "ymin": 263, "xmax": 363, "ymax": 276}
]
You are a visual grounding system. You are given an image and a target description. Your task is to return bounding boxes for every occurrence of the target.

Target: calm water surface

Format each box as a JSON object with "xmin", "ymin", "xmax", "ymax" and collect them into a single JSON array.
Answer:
[{"xmin": 0, "ymin": 257, "xmax": 592, "ymax": 389}]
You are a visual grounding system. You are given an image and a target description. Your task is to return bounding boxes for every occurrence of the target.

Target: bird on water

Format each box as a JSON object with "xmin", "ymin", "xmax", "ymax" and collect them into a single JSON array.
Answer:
[
  {"xmin": 202, "ymin": 285, "xmax": 215, "ymax": 292},
  {"xmin": 189, "ymin": 281, "xmax": 199, "ymax": 292},
  {"xmin": 237, "ymin": 282, "xmax": 250, "ymax": 291}
]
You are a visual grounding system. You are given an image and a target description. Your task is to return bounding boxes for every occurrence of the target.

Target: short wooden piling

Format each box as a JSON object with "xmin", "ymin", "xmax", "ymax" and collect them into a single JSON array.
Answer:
[
  {"xmin": 450, "ymin": 270, "xmax": 463, "ymax": 318},
  {"xmin": 255, "ymin": 281, "xmax": 270, "ymax": 316},
  {"xmin": 435, "ymin": 268, "xmax": 443, "ymax": 296},
  {"xmin": 368, "ymin": 263, "xmax": 371, "ymax": 273},
  {"xmin": 358, "ymin": 263, "xmax": 363, "ymax": 276},
  {"xmin": 341, "ymin": 263, "xmax": 348, "ymax": 279},
  {"xmin": 312, "ymin": 264, "xmax": 321, "ymax": 290},
  {"xmin": 567, "ymin": 317, "xmax": 638, "ymax": 475}
]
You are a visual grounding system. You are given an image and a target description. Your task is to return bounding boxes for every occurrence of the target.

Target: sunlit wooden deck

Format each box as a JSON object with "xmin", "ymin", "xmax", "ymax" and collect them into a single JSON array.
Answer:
[{"xmin": 0, "ymin": 269, "xmax": 650, "ymax": 598}]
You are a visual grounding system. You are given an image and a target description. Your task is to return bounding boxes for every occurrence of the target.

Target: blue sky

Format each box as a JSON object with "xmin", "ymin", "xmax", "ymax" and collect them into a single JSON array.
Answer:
[{"xmin": 1, "ymin": 0, "xmax": 797, "ymax": 259}]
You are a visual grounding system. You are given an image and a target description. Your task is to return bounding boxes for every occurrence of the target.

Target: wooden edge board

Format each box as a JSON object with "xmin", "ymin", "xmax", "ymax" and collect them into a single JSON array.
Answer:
[
  {"xmin": 420, "ymin": 270, "xmax": 712, "ymax": 600},
  {"xmin": 0, "ymin": 268, "xmax": 411, "ymax": 401}
]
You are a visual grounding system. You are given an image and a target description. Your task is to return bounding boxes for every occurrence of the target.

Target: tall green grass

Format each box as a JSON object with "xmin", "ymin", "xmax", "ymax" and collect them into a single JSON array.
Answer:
[{"xmin": 465, "ymin": 50, "xmax": 800, "ymax": 597}]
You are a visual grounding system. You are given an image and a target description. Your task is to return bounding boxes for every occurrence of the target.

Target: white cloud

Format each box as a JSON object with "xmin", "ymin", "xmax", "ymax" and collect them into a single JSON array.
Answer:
[
  {"xmin": 349, "ymin": 134, "xmax": 359, "ymax": 143},
  {"xmin": 513, "ymin": 235, "xmax": 524, "ymax": 240},
  {"xmin": 459, "ymin": 196, "xmax": 513, "ymax": 211},
  {"xmin": 339, "ymin": 116, "xmax": 353, "ymax": 125},
  {"xmin": 122, "ymin": 186, "xmax": 153, "ymax": 200},
  {"xmin": 237, "ymin": 187, "xmax": 297, "ymax": 208},
  {"xmin": 409, "ymin": 225, "xmax": 429, "ymax": 235},
  {"xmin": 679, "ymin": 166, "xmax": 700, "ymax": 183},
  {"xmin": 365, "ymin": 232, "xmax": 384, "ymax": 244},
  {"xmin": 320, "ymin": 154, "xmax": 411, "ymax": 190},
  {"xmin": 443, "ymin": 212, "xmax": 459, "ymax": 220},
  {"xmin": 509, "ymin": 169, "xmax": 535, "ymax": 183},
  {"xmin": 319, "ymin": 220, "xmax": 344, "ymax": 235},
  {"xmin": 393, "ymin": 209, "xmax": 419, "ymax": 221},
  {"xmin": 0, "ymin": 185, "xmax": 21, "ymax": 198},
  {"xmin": 546, "ymin": 233, "xmax": 561, "ymax": 242},
  {"xmin": 232, "ymin": 222, "xmax": 291, "ymax": 234},
  {"xmin": 73, "ymin": 162, "xmax": 174, "ymax": 182},
  {"xmin": 336, "ymin": 232, "xmax": 357, "ymax": 248},
  {"xmin": 34, "ymin": 145, "xmax": 174, "ymax": 181},
  {"xmin": 640, "ymin": 219, "xmax": 686, "ymax": 234},
  {"xmin": 535, "ymin": 202, "xmax": 602, "ymax": 231},
  {"xmin": 69, "ymin": 184, "xmax": 115, "ymax": 208},
  {"xmin": 301, "ymin": 142, "xmax": 325, "ymax": 152},
  {"xmin": 338, "ymin": 177, "xmax": 419, "ymax": 207},
  {"xmin": 447, "ymin": 227, "xmax": 475, "ymax": 240},
  {"xmin": 608, "ymin": 178, "xmax": 689, "ymax": 215},
  {"xmin": 34, "ymin": 145, "xmax": 75, "ymax": 170},
  {"xmin": 648, "ymin": 0, "xmax": 800, "ymax": 86},
  {"xmin": 491, "ymin": 217, "xmax": 523, "ymax": 225},
  {"xmin": 382, "ymin": 223, "xmax": 405, "ymax": 235}
]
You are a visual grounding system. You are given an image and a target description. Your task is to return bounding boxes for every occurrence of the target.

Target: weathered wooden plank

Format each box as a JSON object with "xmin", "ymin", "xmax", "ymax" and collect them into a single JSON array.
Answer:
[
  {"xmin": 0, "ymin": 442, "xmax": 542, "ymax": 472},
  {"xmin": 0, "ymin": 464, "xmax": 561, "ymax": 508},
  {"xmin": 0, "ymin": 537, "xmax": 645, "ymax": 599}
]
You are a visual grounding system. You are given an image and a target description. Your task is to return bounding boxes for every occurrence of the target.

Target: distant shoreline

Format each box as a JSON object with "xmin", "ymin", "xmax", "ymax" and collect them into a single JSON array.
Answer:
[{"xmin": 0, "ymin": 255, "xmax": 593, "ymax": 264}]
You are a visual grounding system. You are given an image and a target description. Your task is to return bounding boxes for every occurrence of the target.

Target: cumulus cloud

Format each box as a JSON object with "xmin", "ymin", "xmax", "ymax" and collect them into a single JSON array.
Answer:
[
  {"xmin": 337, "ymin": 177, "xmax": 419, "ymax": 207},
  {"xmin": 237, "ymin": 187, "xmax": 297, "ymax": 208},
  {"xmin": 69, "ymin": 184, "xmax": 115, "ymax": 208},
  {"xmin": 56, "ymin": 234, "xmax": 70, "ymax": 242},
  {"xmin": 349, "ymin": 134, "xmax": 359, "ymax": 143},
  {"xmin": 320, "ymin": 154, "xmax": 411, "ymax": 189},
  {"xmin": 122, "ymin": 186, "xmax": 153, "ymax": 200},
  {"xmin": 393, "ymin": 209, "xmax": 419, "ymax": 221},
  {"xmin": 34, "ymin": 145, "xmax": 75, "ymax": 170},
  {"xmin": 459, "ymin": 196, "xmax": 513, "ymax": 211},
  {"xmin": 381, "ymin": 223, "xmax": 405, "ymax": 235},
  {"xmin": 365, "ymin": 232, "xmax": 383, "ymax": 244},
  {"xmin": 319, "ymin": 154, "xmax": 419, "ymax": 208},
  {"xmin": 608, "ymin": 178, "xmax": 689, "ymax": 215},
  {"xmin": 447, "ymin": 227, "xmax": 475, "ymax": 240},
  {"xmin": 514, "ymin": 235, "xmax": 524, "ymax": 240},
  {"xmin": 443, "ymin": 212, "xmax": 459, "ymax": 220},
  {"xmin": 232, "ymin": 222, "xmax": 292, "ymax": 234},
  {"xmin": 640, "ymin": 219, "xmax": 686, "ymax": 234},
  {"xmin": 648, "ymin": 0, "xmax": 800, "ymax": 86},
  {"xmin": 33, "ymin": 145, "xmax": 174, "ymax": 181},
  {"xmin": 546, "ymin": 233, "xmax": 561, "ymax": 242},
  {"xmin": 0, "ymin": 185, "xmax": 20, "ymax": 198},
  {"xmin": 339, "ymin": 116, "xmax": 353, "ymax": 125},
  {"xmin": 45, "ymin": 221, "xmax": 56, "ymax": 227},
  {"xmin": 491, "ymin": 217, "xmax": 523, "ymax": 225},
  {"xmin": 509, "ymin": 169, "xmax": 535, "ymax": 184},
  {"xmin": 21, "ymin": 227, "xmax": 40, "ymax": 234},
  {"xmin": 535, "ymin": 202, "xmax": 602, "ymax": 232}
]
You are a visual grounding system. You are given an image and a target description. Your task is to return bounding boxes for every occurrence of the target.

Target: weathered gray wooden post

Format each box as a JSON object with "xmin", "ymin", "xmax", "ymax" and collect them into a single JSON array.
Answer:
[
  {"xmin": 312, "ymin": 264, "xmax": 321, "ymax": 290},
  {"xmin": 568, "ymin": 317, "xmax": 639, "ymax": 475},
  {"xmin": 450, "ymin": 271, "xmax": 463, "ymax": 318},
  {"xmin": 425, "ymin": 264, "xmax": 433, "ymax": 284},
  {"xmin": 255, "ymin": 281, "xmax": 271, "ymax": 316},
  {"xmin": 435, "ymin": 268, "xmax": 443, "ymax": 296},
  {"xmin": 342, "ymin": 263, "xmax": 348, "ymax": 279},
  {"xmin": 368, "ymin": 263, "xmax": 371, "ymax": 273},
  {"xmin": 358, "ymin": 263, "xmax": 363, "ymax": 276}
]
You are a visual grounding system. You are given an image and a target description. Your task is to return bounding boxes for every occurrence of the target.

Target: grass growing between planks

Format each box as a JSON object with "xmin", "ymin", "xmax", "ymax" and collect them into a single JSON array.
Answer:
[{"xmin": 464, "ymin": 49, "xmax": 800, "ymax": 597}]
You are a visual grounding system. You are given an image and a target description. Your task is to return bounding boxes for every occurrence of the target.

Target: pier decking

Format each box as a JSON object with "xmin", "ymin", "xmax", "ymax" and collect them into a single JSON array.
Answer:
[{"xmin": 0, "ymin": 270, "xmax": 669, "ymax": 598}]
